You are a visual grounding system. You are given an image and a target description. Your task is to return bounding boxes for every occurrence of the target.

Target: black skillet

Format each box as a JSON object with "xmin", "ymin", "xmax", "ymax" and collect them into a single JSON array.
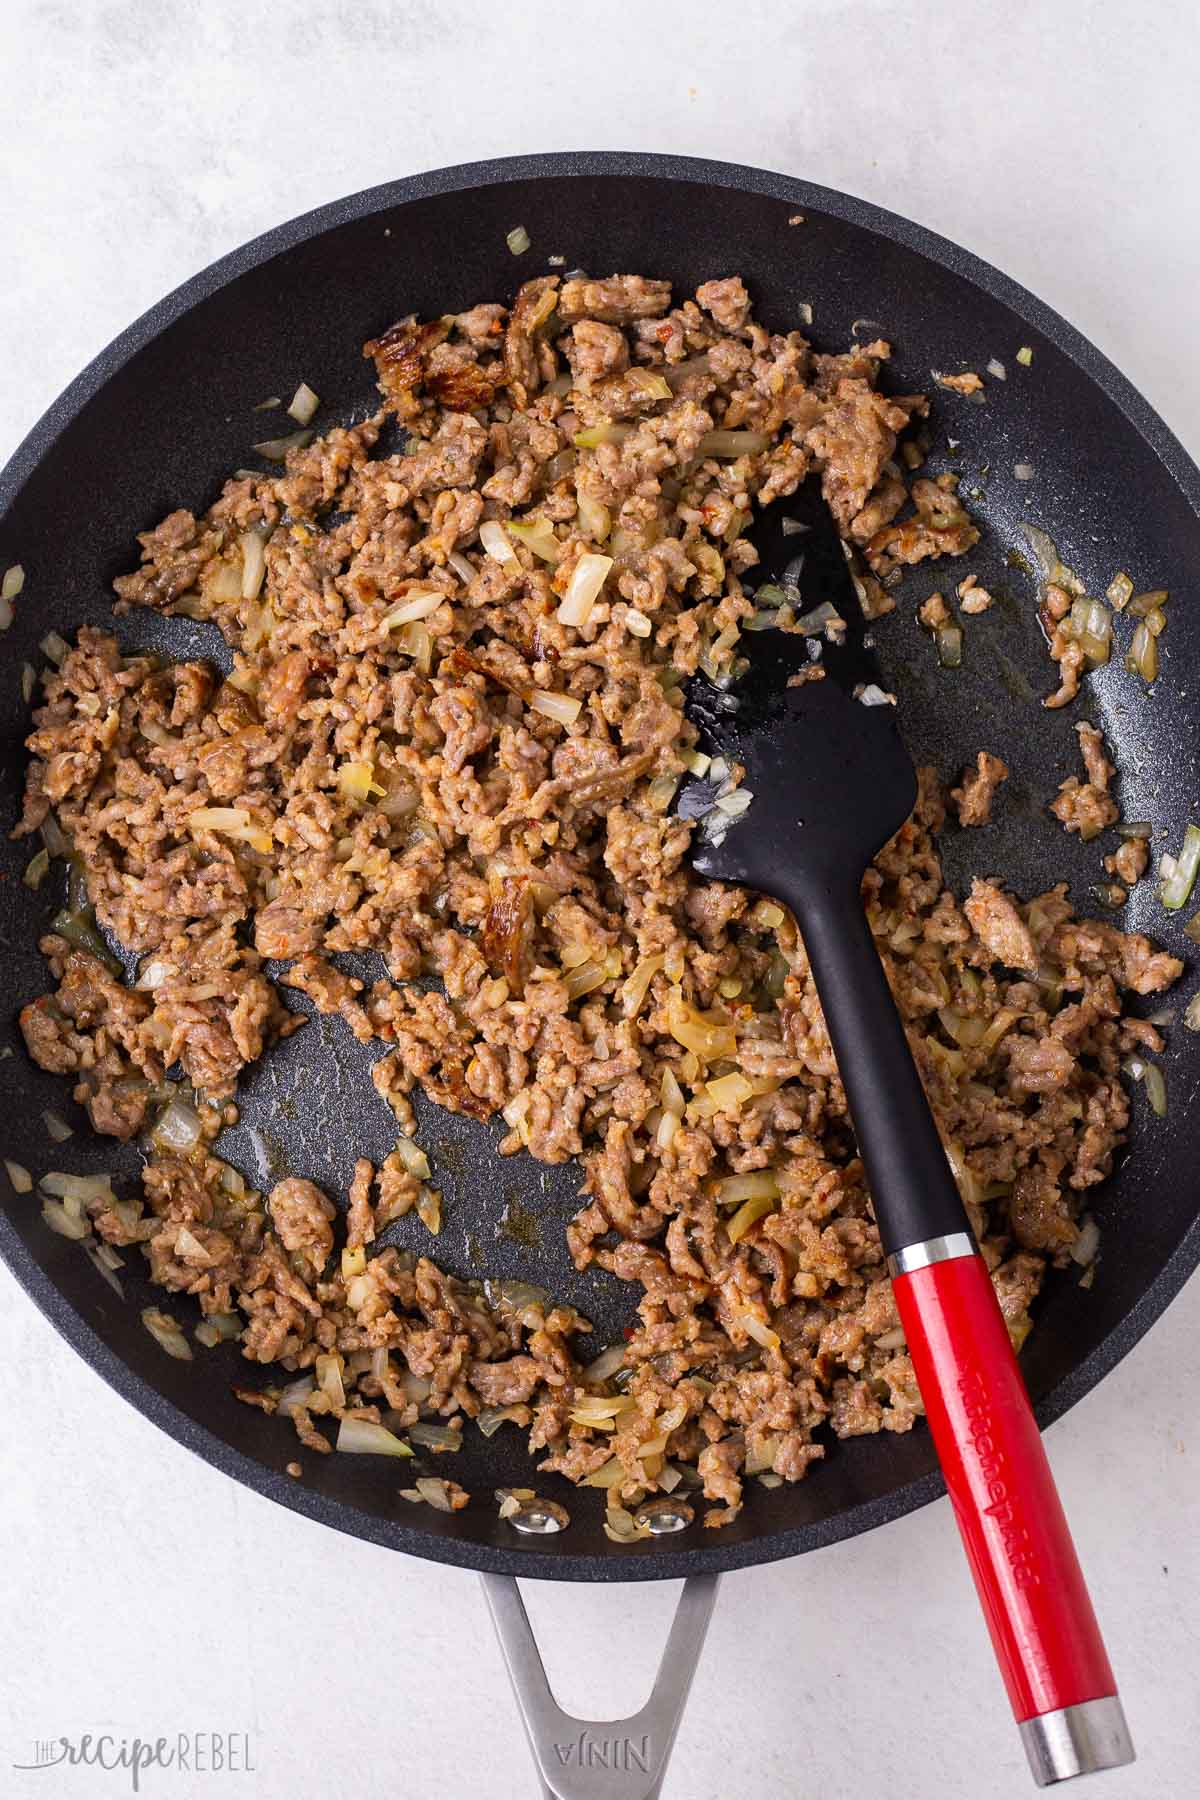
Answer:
[{"xmin": 1, "ymin": 154, "xmax": 1198, "ymax": 1798}]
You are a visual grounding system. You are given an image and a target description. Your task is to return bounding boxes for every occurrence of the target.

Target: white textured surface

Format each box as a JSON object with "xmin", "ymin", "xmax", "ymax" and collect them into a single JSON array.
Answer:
[{"xmin": 1, "ymin": 3, "xmax": 1199, "ymax": 1796}]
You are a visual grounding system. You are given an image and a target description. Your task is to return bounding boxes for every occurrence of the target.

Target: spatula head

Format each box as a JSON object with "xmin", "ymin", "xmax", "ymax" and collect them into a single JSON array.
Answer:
[{"xmin": 681, "ymin": 477, "xmax": 918, "ymax": 898}]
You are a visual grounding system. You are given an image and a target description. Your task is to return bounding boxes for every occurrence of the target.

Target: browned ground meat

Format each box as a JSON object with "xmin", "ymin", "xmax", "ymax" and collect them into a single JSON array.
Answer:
[
  {"xmin": 963, "ymin": 878, "xmax": 1039, "ymax": 971},
  {"xmin": 1105, "ymin": 836, "xmax": 1149, "ymax": 887},
  {"xmin": 936, "ymin": 370, "xmax": 984, "ymax": 394},
  {"xmin": 865, "ymin": 473, "xmax": 979, "ymax": 575},
  {"xmin": 1050, "ymin": 722, "xmax": 1120, "ymax": 841},
  {"xmin": 1039, "ymin": 583, "xmax": 1085, "ymax": 710},
  {"xmin": 957, "ymin": 573, "xmax": 994, "ymax": 614},
  {"xmin": 950, "ymin": 752, "xmax": 1008, "ymax": 827},
  {"xmin": 13, "ymin": 272, "xmax": 1181, "ymax": 1532}
]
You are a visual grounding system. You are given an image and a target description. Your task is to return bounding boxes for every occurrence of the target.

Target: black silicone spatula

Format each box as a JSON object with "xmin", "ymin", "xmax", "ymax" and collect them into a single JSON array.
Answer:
[{"xmin": 679, "ymin": 477, "xmax": 1134, "ymax": 1788}]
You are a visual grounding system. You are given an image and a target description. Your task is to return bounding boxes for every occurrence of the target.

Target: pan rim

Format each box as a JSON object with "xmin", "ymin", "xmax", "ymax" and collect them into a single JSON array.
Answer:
[{"xmin": 2, "ymin": 149, "xmax": 1198, "ymax": 1582}]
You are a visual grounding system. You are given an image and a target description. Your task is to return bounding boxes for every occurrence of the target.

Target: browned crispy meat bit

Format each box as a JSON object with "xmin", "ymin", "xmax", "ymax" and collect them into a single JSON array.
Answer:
[
  {"xmin": 950, "ymin": 752, "xmax": 1008, "ymax": 827},
  {"xmin": 1050, "ymin": 723, "xmax": 1119, "ymax": 841}
]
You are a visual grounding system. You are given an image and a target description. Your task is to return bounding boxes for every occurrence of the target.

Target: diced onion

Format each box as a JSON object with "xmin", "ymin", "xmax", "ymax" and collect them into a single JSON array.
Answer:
[
  {"xmin": 625, "ymin": 608, "xmax": 652, "ymax": 638},
  {"xmin": 1016, "ymin": 346, "xmax": 1034, "ymax": 365},
  {"xmin": 661, "ymin": 1067, "xmax": 685, "ymax": 1116},
  {"xmin": 252, "ymin": 429, "xmax": 313, "ymax": 460},
  {"xmin": 581, "ymin": 1456, "xmax": 627, "ymax": 1489},
  {"xmin": 706, "ymin": 1072, "xmax": 754, "ymax": 1111},
  {"xmin": 2, "ymin": 563, "xmax": 25, "ymax": 601},
  {"xmin": 142, "ymin": 1307, "xmax": 193, "ymax": 1359},
  {"xmin": 583, "ymin": 1343, "xmax": 628, "ymax": 1384},
  {"xmin": 577, "ymin": 493, "xmax": 611, "ymax": 542},
  {"xmin": 477, "ymin": 1405, "xmax": 526, "ymax": 1438},
  {"xmin": 337, "ymin": 1416, "xmax": 414, "ymax": 1457},
  {"xmin": 506, "ymin": 225, "xmax": 531, "ymax": 256},
  {"xmin": 507, "ymin": 517, "xmax": 561, "ymax": 563},
  {"xmin": 1124, "ymin": 620, "xmax": 1158, "ymax": 683},
  {"xmin": 287, "ymin": 382, "xmax": 320, "ymax": 426},
  {"xmin": 43, "ymin": 1110, "xmax": 73, "ymax": 1143},
  {"xmin": 715, "ymin": 1170, "xmax": 780, "ymax": 1206},
  {"xmin": 5, "ymin": 1160, "xmax": 32, "ymax": 1194},
  {"xmin": 793, "ymin": 601, "xmax": 841, "ymax": 636},
  {"xmin": 656, "ymin": 1109, "xmax": 681, "ymax": 1149},
  {"xmin": 529, "ymin": 689, "xmax": 582, "ymax": 724},
  {"xmin": 621, "ymin": 953, "xmax": 665, "ymax": 1018},
  {"xmin": 314, "ymin": 1352, "xmax": 346, "ymax": 1410},
  {"xmin": 237, "ymin": 529, "xmax": 267, "ymax": 602},
  {"xmin": 152, "ymin": 1098, "xmax": 202, "ymax": 1152},
  {"xmin": 1020, "ymin": 523, "xmax": 1059, "ymax": 581},
  {"xmin": 23, "ymin": 847, "xmax": 49, "ymax": 889},
  {"xmin": 744, "ymin": 1434, "xmax": 780, "ymax": 1476},
  {"xmin": 187, "ymin": 806, "xmax": 274, "ymax": 854},
  {"xmin": 1129, "ymin": 588, "xmax": 1169, "ymax": 617},
  {"xmin": 936, "ymin": 624, "xmax": 963, "ymax": 668},
  {"xmin": 384, "ymin": 589, "xmax": 444, "ymax": 626},
  {"xmin": 558, "ymin": 552, "xmax": 613, "ymax": 627},
  {"xmin": 393, "ymin": 1136, "xmax": 431, "ymax": 1180},
  {"xmin": 395, "ymin": 620, "xmax": 433, "ymax": 673},
  {"xmin": 570, "ymin": 1396, "xmax": 632, "ymax": 1427},
  {"xmin": 987, "ymin": 358, "xmax": 1007, "ymax": 380},
  {"xmin": 277, "ymin": 1375, "xmax": 316, "ymax": 1416},
  {"xmin": 446, "ymin": 549, "xmax": 475, "ymax": 584},
  {"xmin": 648, "ymin": 773, "xmax": 679, "ymax": 811},
  {"xmin": 1183, "ymin": 991, "xmax": 1200, "ymax": 1030},
  {"xmin": 42, "ymin": 1198, "xmax": 89, "ymax": 1240},
  {"xmin": 479, "ymin": 520, "xmax": 519, "ymax": 565},
  {"xmin": 739, "ymin": 1312, "xmax": 781, "ymax": 1351},
  {"xmin": 698, "ymin": 430, "xmax": 772, "ymax": 457},
  {"xmin": 714, "ymin": 789, "xmax": 753, "ymax": 817},
  {"xmin": 1159, "ymin": 824, "xmax": 1200, "ymax": 909},
  {"xmin": 409, "ymin": 1422, "xmax": 464, "ymax": 1456},
  {"xmin": 134, "ymin": 958, "xmax": 170, "ymax": 992},
  {"xmin": 41, "ymin": 630, "xmax": 69, "ymax": 664},
  {"xmin": 573, "ymin": 423, "xmax": 633, "ymax": 449},
  {"xmin": 666, "ymin": 991, "xmax": 736, "ymax": 1060},
  {"xmin": 205, "ymin": 557, "xmax": 242, "ymax": 604},
  {"xmin": 564, "ymin": 957, "xmax": 607, "ymax": 1001},
  {"xmin": 1106, "ymin": 572, "xmax": 1134, "ymax": 609},
  {"xmin": 1142, "ymin": 1062, "xmax": 1167, "ymax": 1117},
  {"xmin": 727, "ymin": 1191, "xmax": 779, "ymax": 1244},
  {"xmin": 1014, "ymin": 462, "xmax": 1035, "ymax": 482},
  {"xmin": 1071, "ymin": 1217, "xmax": 1101, "ymax": 1266},
  {"xmin": 40, "ymin": 1171, "xmax": 114, "ymax": 1204},
  {"xmin": 415, "ymin": 1476, "xmax": 457, "ymax": 1511}
]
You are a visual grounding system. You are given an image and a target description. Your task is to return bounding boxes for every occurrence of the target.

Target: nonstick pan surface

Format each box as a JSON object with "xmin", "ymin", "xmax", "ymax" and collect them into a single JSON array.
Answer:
[{"xmin": 1, "ymin": 151, "xmax": 1198, "ymax": 1582}]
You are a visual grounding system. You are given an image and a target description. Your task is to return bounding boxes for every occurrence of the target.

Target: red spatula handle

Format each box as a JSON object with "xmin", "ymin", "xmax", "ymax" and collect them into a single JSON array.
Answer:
[{"xmin": 891, "ymin": 1241, "xmax": 1133, "ymax": 1776}]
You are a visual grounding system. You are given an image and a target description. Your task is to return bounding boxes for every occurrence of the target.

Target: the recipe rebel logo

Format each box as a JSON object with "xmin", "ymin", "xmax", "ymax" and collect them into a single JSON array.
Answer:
[{"xmin": 12, "ymin": 1731, "xmax": 257, "ymax": 1791}]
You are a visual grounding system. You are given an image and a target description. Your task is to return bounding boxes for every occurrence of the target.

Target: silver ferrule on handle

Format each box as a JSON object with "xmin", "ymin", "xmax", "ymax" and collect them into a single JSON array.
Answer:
[
  {"xmin": 886, "ymin": 1230, "xmax": 978, "ymax": 1278},
  {"xmin": 1020, "ymin": 1697, "xmax": 1136, "ymax": 1787},
  {"xmin": 482, "ymin": 1572, "xmax": 719, "ymax": 1800}
]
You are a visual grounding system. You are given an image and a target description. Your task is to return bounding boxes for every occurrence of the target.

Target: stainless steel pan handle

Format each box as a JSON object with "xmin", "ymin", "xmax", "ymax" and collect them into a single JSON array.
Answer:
[{"xmin": 482, "ymin": 1573, "xmax": 719, "ymax": 1800}]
